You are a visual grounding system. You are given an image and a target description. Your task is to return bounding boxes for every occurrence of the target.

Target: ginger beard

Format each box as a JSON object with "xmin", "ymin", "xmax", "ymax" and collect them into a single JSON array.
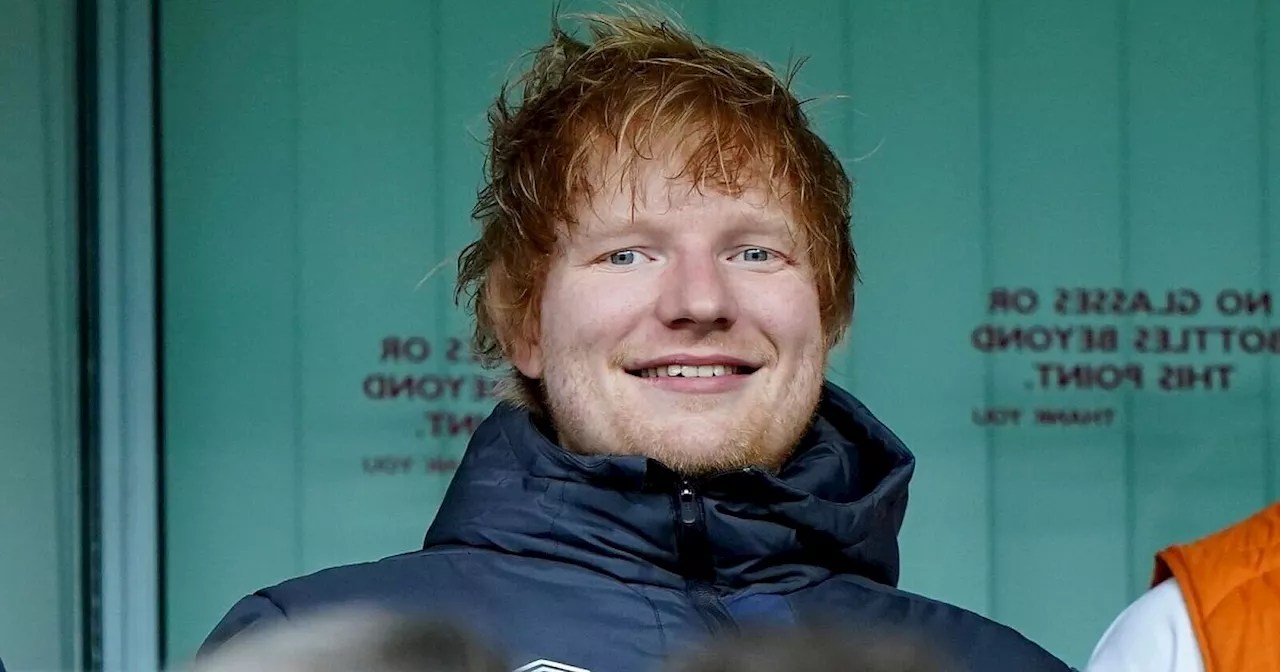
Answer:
[
  {"xmin": 519, "ymin": 164, "xmax": 830, "ymax": 476},
  {"xmin": 540, "ymin": 340, "xmax": 826, "ymax": 475}
]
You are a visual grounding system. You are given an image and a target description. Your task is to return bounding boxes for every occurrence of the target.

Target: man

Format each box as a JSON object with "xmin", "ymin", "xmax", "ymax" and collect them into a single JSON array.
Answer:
[
  {"xmin": 1086, "ymin": 501, "xmax": 1280, "ymax": 672},
  {"xmin": 201, "ymin": 10, "xmax": 1069, "ymax": 672}
]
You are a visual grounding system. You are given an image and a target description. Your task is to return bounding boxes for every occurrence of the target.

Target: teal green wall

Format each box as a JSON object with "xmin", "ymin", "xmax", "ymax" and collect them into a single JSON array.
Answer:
[
  {"xmin": 0, "ymin": 0, "xmax": 82, "ymax": 669},
  {"xmin": 161, "ymin": 0, "xmax": 1280, "ymax": 667}
]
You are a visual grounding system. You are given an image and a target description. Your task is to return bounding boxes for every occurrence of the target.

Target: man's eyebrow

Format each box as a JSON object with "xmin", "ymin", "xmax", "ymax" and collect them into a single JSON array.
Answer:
[
  {"xmin": 574, "ymin": 201, "xmax": 796, "ymax": 239},
  {"xmin": 730, "ymin": 212, "xmax": 798, "ymax": 238},
  {"xmin": 575, "ymin": 215, "xmax": 642, "ymax": 240},
  {"xmin": 574, "ymin": 201, "xmax": 660, "ymax": 236}
]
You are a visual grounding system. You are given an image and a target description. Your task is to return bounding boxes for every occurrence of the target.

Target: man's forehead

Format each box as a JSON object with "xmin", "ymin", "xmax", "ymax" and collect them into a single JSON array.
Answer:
[
  {"xmin": 574, "ymin": 152, "xmax": 793, "ymax": 226},
  {"xmin": 572, "ymin": 181, "xmax": 796, "ymax": 241}
]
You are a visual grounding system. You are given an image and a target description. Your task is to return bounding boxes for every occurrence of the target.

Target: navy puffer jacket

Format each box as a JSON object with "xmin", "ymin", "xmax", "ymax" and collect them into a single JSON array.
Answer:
[{"xmin": 201, "ymin": 382, "xmax": 1069, "ymax": 671}]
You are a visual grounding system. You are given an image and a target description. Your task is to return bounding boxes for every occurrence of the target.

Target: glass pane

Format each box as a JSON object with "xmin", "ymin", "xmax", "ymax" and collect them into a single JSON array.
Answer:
[
  {"xmin": 0, "ymin": 0, "xmax": 84, "ymax": 669},
  {"xmin": 159, "ymin": 1, "xmax": 1280, "ymax": 669}
]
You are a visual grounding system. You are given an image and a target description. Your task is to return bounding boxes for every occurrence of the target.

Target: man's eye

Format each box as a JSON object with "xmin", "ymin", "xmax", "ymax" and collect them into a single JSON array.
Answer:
[
  {"xmin": 608, "ymin": 250, "xmax": 639, "ymax": 265},
  {"xmin": 737, "ymin": 248, "xmax": 772, "ymax": 263}
]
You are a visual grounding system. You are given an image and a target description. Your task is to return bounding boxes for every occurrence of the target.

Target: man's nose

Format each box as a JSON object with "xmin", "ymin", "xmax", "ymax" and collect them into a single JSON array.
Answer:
[{"xmin": 655, "ymin": 254, "xmax": 739, "ymax": 332}]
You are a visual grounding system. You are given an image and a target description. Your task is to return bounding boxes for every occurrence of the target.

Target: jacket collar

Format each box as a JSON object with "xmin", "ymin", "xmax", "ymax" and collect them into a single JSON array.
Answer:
[{"xmin": 423, "ymin": 381, "xmax": 915, "ymax": 593}]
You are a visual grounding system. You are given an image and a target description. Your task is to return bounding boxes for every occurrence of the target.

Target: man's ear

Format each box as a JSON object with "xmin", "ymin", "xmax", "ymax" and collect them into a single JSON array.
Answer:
[
  {"xmin": 509, "ymin": 337, "xmax": 543, "ymax": 379},
  {"xmin": 505, "ymin": 313, "xmax": 543, "ymax": 379}
]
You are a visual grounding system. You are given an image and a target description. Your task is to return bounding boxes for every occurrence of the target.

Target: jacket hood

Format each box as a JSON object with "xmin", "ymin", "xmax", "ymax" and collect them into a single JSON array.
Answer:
[{"xmin": 423, "ymin": 381, "xmax": 915, "ymax": 593}]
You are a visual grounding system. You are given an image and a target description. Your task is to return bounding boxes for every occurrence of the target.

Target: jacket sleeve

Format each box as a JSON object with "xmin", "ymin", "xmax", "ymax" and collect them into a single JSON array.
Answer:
[{"xmin": 196, "ymin": 593, "xmax": 288, "ymax": 659}]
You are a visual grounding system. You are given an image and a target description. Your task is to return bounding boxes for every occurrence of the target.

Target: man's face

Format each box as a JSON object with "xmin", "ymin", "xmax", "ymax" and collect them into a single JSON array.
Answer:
[{"xmin": 511, "ymin": 157, "xmax": 828, "ymax": 474}]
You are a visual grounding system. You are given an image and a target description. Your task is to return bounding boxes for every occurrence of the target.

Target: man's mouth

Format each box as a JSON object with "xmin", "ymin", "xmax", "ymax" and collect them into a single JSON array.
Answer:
[{"xmin": 629, "ymin": 364, "xmax": 755, "ymax": 378}]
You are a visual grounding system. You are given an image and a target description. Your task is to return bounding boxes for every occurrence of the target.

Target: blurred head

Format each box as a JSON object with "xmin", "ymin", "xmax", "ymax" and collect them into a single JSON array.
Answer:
[
  {"xmin": 665, "ymin": 626, "xmax": 955, "ymax": 672},
  {"xmin": 456, "ymin": 8, "xmax": 856, "ymax": 474},
  {"xmin": 190, "ymin": 608, "xmax": 508, "ymax": 672}
]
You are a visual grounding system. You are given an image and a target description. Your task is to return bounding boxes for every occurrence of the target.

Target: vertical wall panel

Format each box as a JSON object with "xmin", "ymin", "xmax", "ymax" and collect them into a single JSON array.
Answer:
[
  {"xmin": 1126, "ymin": 0, "xmax": 1268, "ymax": 592},
  {"xmin": 434, "ymin": 2, "xmax": 551, "ymax": 295},
  {"xmin": 432, "ymin": 0, "xmax": 550, "ymax": 468},
  {"xmin": 712, "ymin": 0, "xmax": 849, "ymax": 168},
  {"xmin": 294, "ymin": 0, "xmax": 440, "ymax": 575},
  {"xmin": 984, "ymin": 1, "xmax": 1126, "ymax": 662},
  {"xmin": 844, "ymin": 0, "xmax": 990, "ymax": 616},
  {"xmin": 40, "ymin": 1, "xmax": 82, "ymax": 664},
  {"xmin": 1264, "ymin": 0, "xmax": 1280, "ymax": 502},
  {"xmin": 0, "ymin": 0, "xmax": 80, "ymax": 668},
  {"xmin": 161, "ymin": 0, "xmax": 301, "ymax": 660}
]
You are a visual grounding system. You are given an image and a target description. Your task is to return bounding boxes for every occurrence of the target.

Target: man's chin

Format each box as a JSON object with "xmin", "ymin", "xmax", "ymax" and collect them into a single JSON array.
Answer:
[
  {"xmin": 627, "ymin": 421, "xmax": 764, "ymax": 471},
  {"xmin": 631, "ymin": 386, "xmax": 750, "ymax": 415},
  {"xmin": 645, "ymin": 440, "xmax": 786, "ymax": 476}
]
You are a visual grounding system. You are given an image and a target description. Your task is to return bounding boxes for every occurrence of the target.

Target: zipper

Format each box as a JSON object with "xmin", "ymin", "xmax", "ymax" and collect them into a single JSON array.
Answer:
[
  {"xmin": 678, "ymin": 484, "xmax": 698, "ymax": 525},
  {"xmin": 675, "ymin": 481, "xmax": 737, "ymax": 634}
]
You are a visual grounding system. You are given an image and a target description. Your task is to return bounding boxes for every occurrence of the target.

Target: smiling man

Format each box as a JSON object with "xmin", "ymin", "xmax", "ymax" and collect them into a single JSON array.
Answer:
[
  {"xmin": 520, "ymin": 151, "xmax": 827, "ymax": 477},
  {"xmin": 199, "ymin": 10, "xmax": 1070, "ymax": 672}
]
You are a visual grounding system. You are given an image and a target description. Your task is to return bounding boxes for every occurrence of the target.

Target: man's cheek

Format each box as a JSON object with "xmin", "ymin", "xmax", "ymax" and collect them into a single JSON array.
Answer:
[{"xmin": 759, "ymin": 311, "xmax": 817, "ymax": 341}]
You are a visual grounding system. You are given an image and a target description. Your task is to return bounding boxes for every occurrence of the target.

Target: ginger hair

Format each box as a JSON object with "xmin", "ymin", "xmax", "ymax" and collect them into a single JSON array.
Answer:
[{"xmin": 455, "ymin": 7, "xmax": 856, "ymax": 410}]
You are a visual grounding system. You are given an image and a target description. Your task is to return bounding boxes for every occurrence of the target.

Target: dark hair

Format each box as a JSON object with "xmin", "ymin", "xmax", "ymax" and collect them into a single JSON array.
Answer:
[
  {"xmin": 190, "ymin": 608, "xmax": 509, "ymax": 672},
  {"xmin": 367, "ymin": 618, "xmax": 509, "ymax": 672},
  {"xmin": 666, "ymin": 626, "xmax": 958, "ymax": 672}
]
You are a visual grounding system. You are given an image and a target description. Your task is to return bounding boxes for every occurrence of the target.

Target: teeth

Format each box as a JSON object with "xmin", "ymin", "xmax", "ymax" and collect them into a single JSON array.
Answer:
[{"xmin": 639, "ymin": 365, "xmax": 741, "ymax": 378}]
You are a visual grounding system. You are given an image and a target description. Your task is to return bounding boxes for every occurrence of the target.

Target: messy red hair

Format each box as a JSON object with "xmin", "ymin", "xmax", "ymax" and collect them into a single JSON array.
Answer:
[{"xmin": 455, "ymin": 8, "xmax": 856, "ymax": 409}]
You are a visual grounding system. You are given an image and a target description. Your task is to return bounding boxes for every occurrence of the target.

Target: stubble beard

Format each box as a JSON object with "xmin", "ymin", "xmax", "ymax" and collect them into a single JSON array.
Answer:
[{"xmin": 542, "ymin": 344, "xmax": 826, "ymax": 476}]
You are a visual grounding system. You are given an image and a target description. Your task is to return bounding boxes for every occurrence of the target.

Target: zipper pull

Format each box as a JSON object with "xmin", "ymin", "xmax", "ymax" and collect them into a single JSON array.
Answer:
[{"xmin": 678, "ymin": 483, "xmax": 698, "ymax": 525}]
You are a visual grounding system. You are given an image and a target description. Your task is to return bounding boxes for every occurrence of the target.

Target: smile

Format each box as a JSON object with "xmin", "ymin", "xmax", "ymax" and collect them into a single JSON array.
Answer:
[{"xmin": 631, "ymin": 364, "xmax": 750, "ymax": 378}]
